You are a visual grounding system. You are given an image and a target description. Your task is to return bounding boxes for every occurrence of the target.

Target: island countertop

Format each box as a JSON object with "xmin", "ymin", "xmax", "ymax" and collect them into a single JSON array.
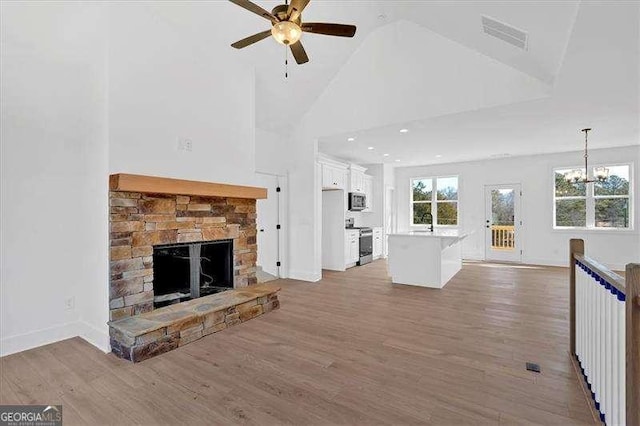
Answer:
[{"xmin": 388, "ymin": 229, "xmax": 468, "ymax": 239}]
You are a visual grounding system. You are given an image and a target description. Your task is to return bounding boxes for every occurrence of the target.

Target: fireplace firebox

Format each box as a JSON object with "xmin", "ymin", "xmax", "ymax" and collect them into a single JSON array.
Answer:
[{"xmin": 152, "ymin": 239, "xmax": 233, "ymax": 308}]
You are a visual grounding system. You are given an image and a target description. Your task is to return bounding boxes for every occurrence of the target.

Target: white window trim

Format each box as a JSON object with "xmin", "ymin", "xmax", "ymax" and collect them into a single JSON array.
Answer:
[
  {"xmin": 410, "ymin": 175, "xmax": 460, "ymax": 228},
  {"xmin": 552, "ymin": 162, "xmax": 634, "ymax": 231}
]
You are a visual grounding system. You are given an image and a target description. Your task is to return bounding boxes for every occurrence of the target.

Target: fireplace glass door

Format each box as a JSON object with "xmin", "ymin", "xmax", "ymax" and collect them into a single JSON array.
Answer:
[{"xmin": 153, "ymin": 239, "xmax": 233, "ymax": 308}]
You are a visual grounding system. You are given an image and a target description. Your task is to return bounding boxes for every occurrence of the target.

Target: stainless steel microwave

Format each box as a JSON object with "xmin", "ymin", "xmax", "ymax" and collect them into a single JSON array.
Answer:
[{"xmin": 348, "ymin": 192, "xmax": 366, "ymax": 211}]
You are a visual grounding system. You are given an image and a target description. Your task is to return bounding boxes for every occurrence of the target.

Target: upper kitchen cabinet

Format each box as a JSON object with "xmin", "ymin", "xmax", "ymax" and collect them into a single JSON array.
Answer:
[
  {"xmin": 349, "ymin": 164, "xmax": 367, "ymax": 194},
  {"xmin": 363, "ymin": 175, "xmax": 374, "ymax": 212},
  {"xmin": 319, "ymin": 156, "xmax": 348, "ymax": 191}
]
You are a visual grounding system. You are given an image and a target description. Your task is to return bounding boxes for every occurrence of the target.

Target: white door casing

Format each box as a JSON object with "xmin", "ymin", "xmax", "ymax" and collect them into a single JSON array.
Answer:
[{"xmin": 484, "ymin": 184, "xmax": 522, "ymax": 263}]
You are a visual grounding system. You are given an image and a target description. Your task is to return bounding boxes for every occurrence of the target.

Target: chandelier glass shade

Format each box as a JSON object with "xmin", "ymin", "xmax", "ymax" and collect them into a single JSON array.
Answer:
[{"xmin": 564, "ymin": 128, "xmax": 609, "ymax": 184}]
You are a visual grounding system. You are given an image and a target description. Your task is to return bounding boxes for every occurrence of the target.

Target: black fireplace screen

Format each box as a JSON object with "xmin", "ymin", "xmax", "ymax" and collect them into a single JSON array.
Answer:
[{"xmin": 152, "ymin": 239, "xmax": 233, "ymax": 308}]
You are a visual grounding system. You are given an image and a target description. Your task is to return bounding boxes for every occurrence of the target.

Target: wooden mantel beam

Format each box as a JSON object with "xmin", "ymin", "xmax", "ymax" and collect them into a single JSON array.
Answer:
[{"xmin": 109, "ymin": 174, "xmax": 267, "ymax": 200}]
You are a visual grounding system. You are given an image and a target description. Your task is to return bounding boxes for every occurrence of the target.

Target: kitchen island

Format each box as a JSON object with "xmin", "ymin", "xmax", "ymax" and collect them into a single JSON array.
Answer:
[{"xmin": 387, "ymin": 230, "xmax": 468, "ymax": 288}]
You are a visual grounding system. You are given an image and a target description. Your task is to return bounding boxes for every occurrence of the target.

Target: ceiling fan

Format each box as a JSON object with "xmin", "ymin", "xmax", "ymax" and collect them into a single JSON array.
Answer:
[{"xmin": 229, "ymin": 0, "xmax": 357, "ymax": 65}]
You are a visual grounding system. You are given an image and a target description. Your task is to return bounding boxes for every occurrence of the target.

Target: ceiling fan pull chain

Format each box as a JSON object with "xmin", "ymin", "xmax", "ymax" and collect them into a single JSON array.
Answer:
[{"xmin": 285, "ymin": 46, "xmax": 289, "ymax": 79}]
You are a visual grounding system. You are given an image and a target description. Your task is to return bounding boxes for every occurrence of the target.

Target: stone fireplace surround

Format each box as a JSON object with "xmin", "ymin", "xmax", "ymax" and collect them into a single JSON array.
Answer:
[
  {"xmin": 106, "ymin": 174, "xmax": 280, "ymax": 361},
  {"xmin": 109, "ymin": 190, "xmax": 259, "ymax": 320}
]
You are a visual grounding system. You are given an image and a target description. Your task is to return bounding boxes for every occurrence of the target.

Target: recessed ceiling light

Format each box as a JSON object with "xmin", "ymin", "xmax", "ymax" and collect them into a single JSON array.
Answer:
[
  {"xmin": 368, "ymin": 146, "xmax": 374, "ymax": 150},
  {"xmin": 347, "ymin": 137, "xmax": 355, "ymax": 142},
  {"xmin": 435, "ymin": 154, "xmax": 442, "ymax": 158},
  {"xmin": 395, "ymin": 159, "xmax": 401, "ymax": 162},
  {"xmin": 383, "ymin": 153, "xmax": 389, "ymax": 157},
  {"xmin": 399, "ymin": 128, "xmax": 409, "ymax": 133}
]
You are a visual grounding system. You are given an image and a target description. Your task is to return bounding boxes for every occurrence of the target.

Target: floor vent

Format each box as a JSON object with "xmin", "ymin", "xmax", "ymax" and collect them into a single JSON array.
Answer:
[
  {"xmin": 482, "ymin": 15, "xmax": 528, "ymax": 50},
  {"xmin": 526, "ymin": 362, "xmax": 541, "ymax": 373}
]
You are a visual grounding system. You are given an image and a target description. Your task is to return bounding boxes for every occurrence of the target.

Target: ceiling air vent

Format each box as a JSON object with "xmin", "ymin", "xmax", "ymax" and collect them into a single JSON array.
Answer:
[{"xmin": 481, "ymin": 15, "xmax": 528, "ymax": 50}]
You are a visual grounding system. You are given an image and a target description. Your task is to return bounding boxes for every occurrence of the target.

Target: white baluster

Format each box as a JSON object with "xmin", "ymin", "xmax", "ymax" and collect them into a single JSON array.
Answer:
[
  {"xmin": 587, "ymin": 270, "xmax": 596, "ymax": 392},
  {"xmin": 612, "ymin": 291, "xmax": 619, "ymax": 426},
  {"xmin": 584, "ymin": 272, "xmax": 593, "ymax": 384},
  {"xmin": 595, "ymin": 276, "xmax": 601, "ymax": 412},
  {"xmin": 576, "ymin": 265, "xmax": 582, "ymax": 363},
  {"xmin": 600, "ymin": 279, "xmax": 606, "ymax": 419},
  {"xmin": 617, "ymin": 292, "xmax": 626, "ymax": 426},
  {"xmin": 604, "ymin": 284, "xmax": 612, "ymax": 425}
]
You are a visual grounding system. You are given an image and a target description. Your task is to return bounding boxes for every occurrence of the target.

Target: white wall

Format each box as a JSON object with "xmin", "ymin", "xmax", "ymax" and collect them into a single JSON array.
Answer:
[
  {"xmin": 285, "ymin": 122, "xmax": 322, "ymax": 282},
  {"xmin": 395, "ymin": 146, "xmax": 640, "ymax": 270},
  {"xmin": 256, "ymin": 128, "xmax": 289, "ymax": 176},
  {"xmin": 108, "ymin": 2, "xmax": 256, "ymax": 186},
  {"xmin": 1, "ymin": 1, "xmax": 110, "ymax": 356},
  {"xmin": 1, "ymin": 1, "xmax": 259, "ymax": 357}
]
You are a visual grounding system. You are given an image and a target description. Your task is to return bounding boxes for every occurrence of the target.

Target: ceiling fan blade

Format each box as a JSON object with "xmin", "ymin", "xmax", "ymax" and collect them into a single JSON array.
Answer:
[
  {"xmin": 302, "ymin": 22, "xmax": 356, "ymax": 38},
  {"xmin": 231, "ymin": 30, "xmax": 272, "ymax": 49},
  {"xmin": 287, "ymin": 0, "xmax": 310, "ymax": 22},
  {"xmin": 290, "ymin": 41, "xmax": 309, "ymax": 65},
  {"xmin": 228, "ymin": 0, "xmax": 278, "ymax": 23}
]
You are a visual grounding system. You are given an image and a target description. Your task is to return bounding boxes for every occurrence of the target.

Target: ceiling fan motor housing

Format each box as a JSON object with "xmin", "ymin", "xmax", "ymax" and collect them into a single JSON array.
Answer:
[{"xmin": 272, "ymin": 4, "xmax": 300, "ymax": 24}]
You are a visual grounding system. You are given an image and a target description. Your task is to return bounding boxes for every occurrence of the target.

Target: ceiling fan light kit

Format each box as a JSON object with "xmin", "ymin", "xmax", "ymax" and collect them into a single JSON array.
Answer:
[
  {"xmin": 229, "ymin": 0, "xmax": 356, "ymax": 66},
  {"xmin": 271, "ymin": 21, "xmax": 302, "ymax": 45}
]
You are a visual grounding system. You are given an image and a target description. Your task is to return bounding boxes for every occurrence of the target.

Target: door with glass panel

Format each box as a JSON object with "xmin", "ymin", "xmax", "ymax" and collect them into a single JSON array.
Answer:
[{"xmin": 485, "ymin": 184, "xmax": 522, "ymax": 262}]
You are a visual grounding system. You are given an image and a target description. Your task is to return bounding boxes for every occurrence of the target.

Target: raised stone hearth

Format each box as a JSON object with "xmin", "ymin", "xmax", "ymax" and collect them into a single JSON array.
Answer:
[{"xmin": 109, "ymin": 284, "xmax": 280, "ymax": 362}]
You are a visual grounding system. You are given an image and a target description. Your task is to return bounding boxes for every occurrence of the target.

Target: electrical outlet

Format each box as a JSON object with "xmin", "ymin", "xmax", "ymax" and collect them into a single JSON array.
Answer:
[
  {"xmin": 177, "ymin": 138, "xmax": 193, "ymax": 152},
  {"xmin": 64, "ymin": 297, "xmax": 75, "ymax": 311}
]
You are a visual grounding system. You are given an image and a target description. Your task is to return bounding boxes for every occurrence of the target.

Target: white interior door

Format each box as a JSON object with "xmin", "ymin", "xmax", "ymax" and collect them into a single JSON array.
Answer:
[
  {"xmin": 255, "ymin": 173, "xmax": 281, "ymax": 278},
  {"xmin": 485, "ymin": 184, "xmax": 522, "ymax": 262}
]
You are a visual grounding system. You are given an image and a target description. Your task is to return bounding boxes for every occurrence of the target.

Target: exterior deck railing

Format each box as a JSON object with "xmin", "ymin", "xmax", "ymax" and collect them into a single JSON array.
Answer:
[
  {"xmin": 491, "ymin": 225, "xmax": 515, "ymax": 250},
  {"xmin": 570, "ymin": 239, "xmax": 639, "ymax": 426}
]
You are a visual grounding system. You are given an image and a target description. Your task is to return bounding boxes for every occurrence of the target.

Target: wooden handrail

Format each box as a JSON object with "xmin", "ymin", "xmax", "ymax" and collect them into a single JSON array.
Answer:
[{"xmin": 573, "ymin": 253, "xmax": 625, "ymax": 294}]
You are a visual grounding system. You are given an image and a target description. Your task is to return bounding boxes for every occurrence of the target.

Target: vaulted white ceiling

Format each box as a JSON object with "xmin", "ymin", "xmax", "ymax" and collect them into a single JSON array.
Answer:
[
  {"xmin": 303, "ymin": 18, "xmax": 552, "ymax": 137},
  {"xmin": 315, "ymin": 1, "xmax": 639, "ymax": 165},
  {"xmin": 237, "ymin": 0, "xmax": 581, "ymax": 135}
]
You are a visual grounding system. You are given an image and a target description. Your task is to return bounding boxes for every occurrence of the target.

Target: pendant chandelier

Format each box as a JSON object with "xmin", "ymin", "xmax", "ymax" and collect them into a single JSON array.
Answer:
[{"xmin": 564, "ymin": 128, "xmax": 609, "ymax": 184}]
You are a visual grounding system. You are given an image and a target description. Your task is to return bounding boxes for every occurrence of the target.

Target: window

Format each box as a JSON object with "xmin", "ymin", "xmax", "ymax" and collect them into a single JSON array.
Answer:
[
  {"xmin": 412, "ymin": 176, "xmax": 459, "ymax": 226},
  {"xmin": 554, "ymin": 165, "xmax": 632, "ymax": 229}
]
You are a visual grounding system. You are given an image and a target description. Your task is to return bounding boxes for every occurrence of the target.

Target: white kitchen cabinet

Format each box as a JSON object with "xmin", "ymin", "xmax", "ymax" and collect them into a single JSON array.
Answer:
[
  {"xmin": 373, "ymin": 227, "xmax": 383, "ymax": 259},
  {"xmin": 322, "ymin": 163, "xmax": 347, "ymax": 190},
  {"xmin": 348, "ymin": 164, "xmax": 367, "ymax": 193},
  {"xmin": 362, "ymin": 175, "xmax": 373, "ymax": 212},
  {"xmin": 345, "ymin": 230, "xmax": 359, "ymax": 267}
]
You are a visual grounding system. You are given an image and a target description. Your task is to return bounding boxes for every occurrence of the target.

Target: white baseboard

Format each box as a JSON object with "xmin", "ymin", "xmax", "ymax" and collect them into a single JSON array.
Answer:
[
  {"xmin": 78, "ymin": 320, "xmax": 111, "ymax": 353},
  {"xmin": 0, "ymin": 322, "xmax": 80, "ymax": 357},
  {"xmin": 0, "ymin": 320, "xmax": 110, "ymax": 357},
  {"xmin": 288, "ymin": 269, "xmax": 322, "ymax": 282}
]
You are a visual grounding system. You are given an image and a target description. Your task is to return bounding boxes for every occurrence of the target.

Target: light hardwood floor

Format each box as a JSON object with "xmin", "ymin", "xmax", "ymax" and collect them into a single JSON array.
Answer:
[{"xmin": 1, "ymin": 261, "xmax": 596, "ymax": 425}]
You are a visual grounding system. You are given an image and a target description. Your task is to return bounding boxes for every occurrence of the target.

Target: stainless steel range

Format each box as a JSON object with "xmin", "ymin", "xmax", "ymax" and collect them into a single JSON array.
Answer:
[
  {"xmin": 357, "ymin": 227, "xmax": 373, "ymax": 265},
  {"xmin": 345, "ymin": 218, "xmax": 373, "ymax": 266}
]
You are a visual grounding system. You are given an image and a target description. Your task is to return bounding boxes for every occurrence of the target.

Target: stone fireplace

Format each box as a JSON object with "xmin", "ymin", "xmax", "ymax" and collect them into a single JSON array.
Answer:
[
  {"xmin": 109, "ymin": 174, "xmax": 262, "ymax": 321},
  {"xmin": 107, "ymin": 174, "xmax": 281, "ymax": 362}
]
